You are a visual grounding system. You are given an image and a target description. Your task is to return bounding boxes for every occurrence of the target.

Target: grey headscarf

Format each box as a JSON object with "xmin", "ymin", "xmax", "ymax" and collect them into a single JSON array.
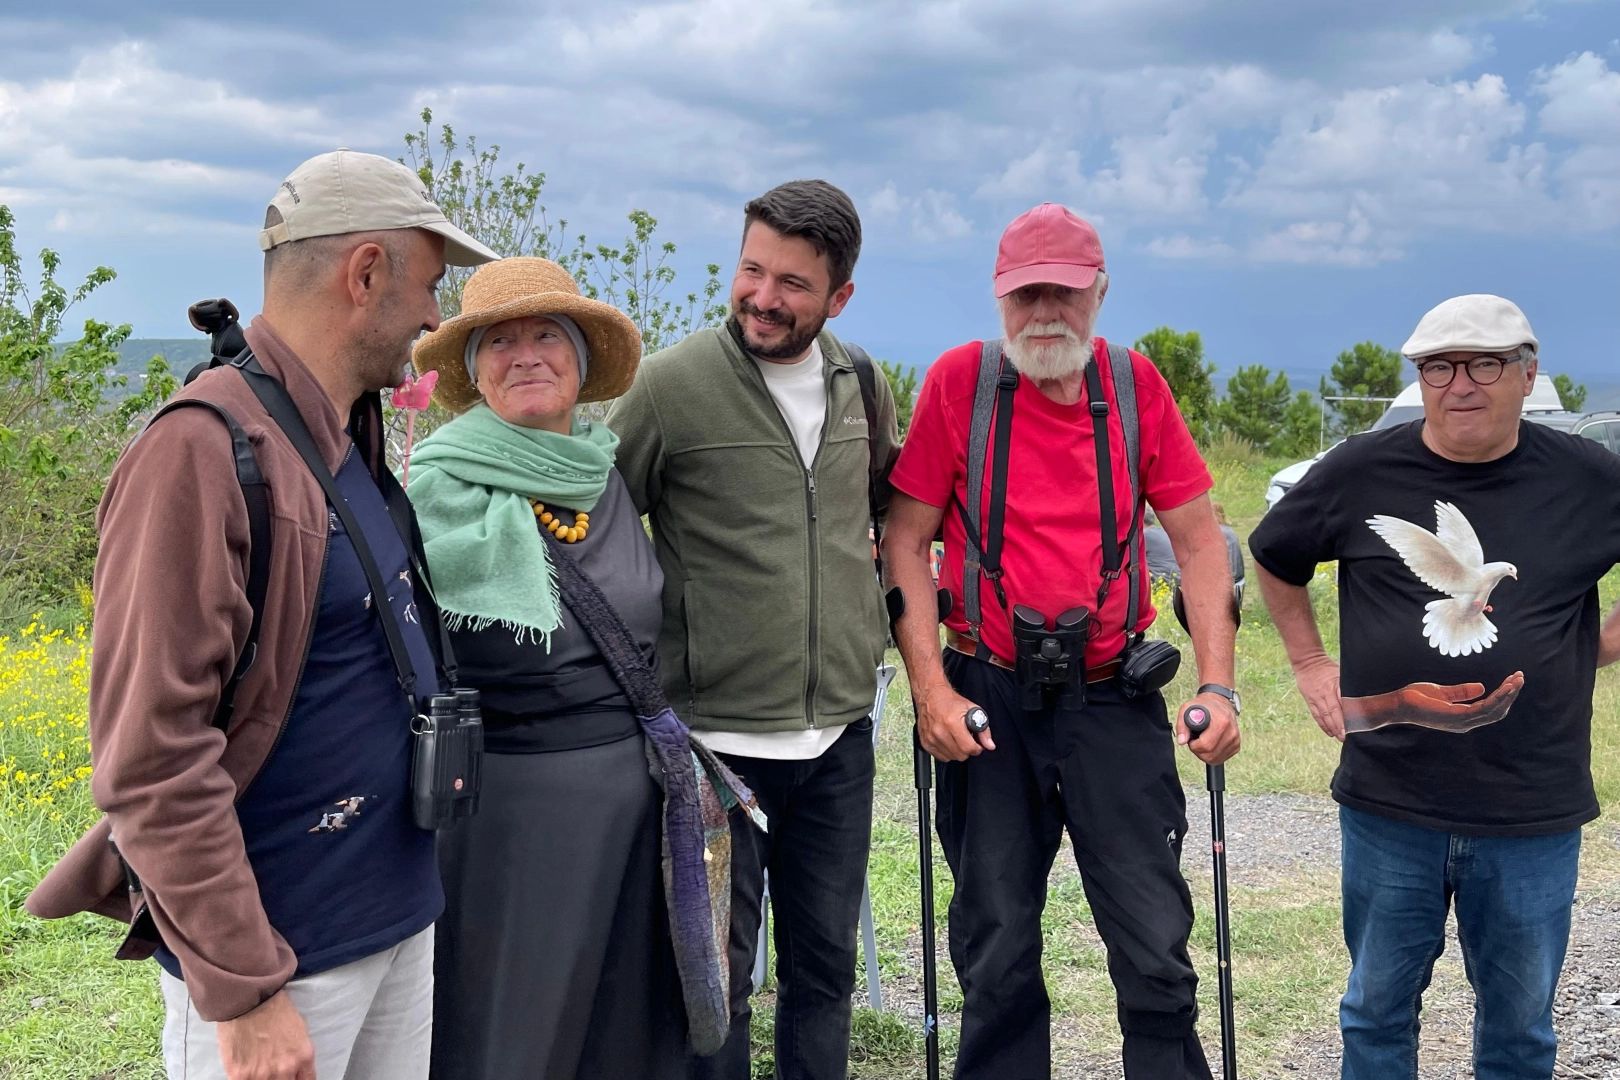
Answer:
[{"xmin": 463, "ymin": 314, "xmax": 591, "ymax": 391}]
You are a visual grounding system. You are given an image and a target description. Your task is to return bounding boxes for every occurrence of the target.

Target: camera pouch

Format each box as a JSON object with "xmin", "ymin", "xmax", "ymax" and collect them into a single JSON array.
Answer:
[
  {"xmin": 411, "ymin": 690, "xmax": 484, "ymax": 831},
  {"xmin": 1118, "ymin": 638, "xmax": 1181, "ymax": 699}
]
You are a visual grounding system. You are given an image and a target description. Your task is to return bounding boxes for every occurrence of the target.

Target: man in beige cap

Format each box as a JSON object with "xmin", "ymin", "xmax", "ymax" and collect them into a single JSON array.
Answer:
[
  {"xmin": 1252, "ymin": 294, "xmax": 1620, "ymax": 1079},
  {"xmin": 27, "ymin": 150, "xmax": 494, "ymax": 1080}
]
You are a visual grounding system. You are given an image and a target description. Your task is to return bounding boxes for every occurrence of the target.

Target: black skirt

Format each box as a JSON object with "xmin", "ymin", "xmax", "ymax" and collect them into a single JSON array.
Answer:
[{"xmin": 430, "ymin": 734, "xmax": 686, "ymax": 1080}]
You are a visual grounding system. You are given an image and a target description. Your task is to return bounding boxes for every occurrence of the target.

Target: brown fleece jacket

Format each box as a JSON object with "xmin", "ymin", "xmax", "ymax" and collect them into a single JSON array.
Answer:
[{"xmin": 26, "ymin": 319, "xmax": 365, "ymax": 1022}]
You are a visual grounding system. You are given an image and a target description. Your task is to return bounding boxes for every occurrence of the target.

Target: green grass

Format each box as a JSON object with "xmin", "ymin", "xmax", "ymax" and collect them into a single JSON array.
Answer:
[{"xmin": 3, "ymin": 458, "xmax": 1619, "ymax": 1078}]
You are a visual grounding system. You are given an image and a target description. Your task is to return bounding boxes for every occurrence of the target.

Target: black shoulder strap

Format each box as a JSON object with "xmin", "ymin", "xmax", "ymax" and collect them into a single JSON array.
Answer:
[
  {"xmin": 230, "ymin": 351, "xmax": 430, "ymax": 708},
  {"xmin": 145, "ymin": 399, "xmax": 271, "ymax": 733},
  {"xmin": 1085, "ymin": 356, "xmax": 1146, "ymax": 644},
  {"xmin": 1106, "ymin": 343, "xmax": 1146, "ymax": 642},
  {"xmin": 955, "ymin": 340, "xmax": 1011, "ymax": 657},
  {"xmin": 984, "ymin": 365, "xmax": 1017, "ymax": 608},
  {"xmin": 844, "ymin": 342, "xmax": 884, "ymax": 569}
]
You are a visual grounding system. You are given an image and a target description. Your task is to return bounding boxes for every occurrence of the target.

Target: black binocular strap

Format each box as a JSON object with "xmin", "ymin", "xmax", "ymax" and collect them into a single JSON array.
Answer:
[
  {"xmin": 375, "ymin": 445, "xmax": 460, "ymax": 686},
  {"xmin": 232, "ymin": 352, "xmax": 427, "ymax": 710},
  {"xmin": 146, "ymin": 399, "xmax": 272, "ymax": 733}
]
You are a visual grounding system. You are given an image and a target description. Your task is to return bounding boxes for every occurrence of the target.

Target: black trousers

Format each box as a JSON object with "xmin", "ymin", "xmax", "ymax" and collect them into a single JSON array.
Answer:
[
  {"xmin": 689, "ymin": 717, "xmax": 876, "ymax": 1080},
  {"xmin": 937, "ymin": 650, "xmax": 1212, "ymax": 1080}
]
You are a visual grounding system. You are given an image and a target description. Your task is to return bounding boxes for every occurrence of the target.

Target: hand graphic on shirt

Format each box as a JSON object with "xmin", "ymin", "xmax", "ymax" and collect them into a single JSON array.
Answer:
[{"xmin": 1341, "ymin": 672, "xmax": 1524, "ymax": 735}]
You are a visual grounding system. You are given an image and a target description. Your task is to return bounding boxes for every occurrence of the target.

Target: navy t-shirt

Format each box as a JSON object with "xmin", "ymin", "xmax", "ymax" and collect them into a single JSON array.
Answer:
[
  {"xmin": 159, "ymin": 443, "xmax": 443, "ymax": 980},
  {"xmin": 1250, "ymin": 421, "xmax": 1620, "ymax": 837}
]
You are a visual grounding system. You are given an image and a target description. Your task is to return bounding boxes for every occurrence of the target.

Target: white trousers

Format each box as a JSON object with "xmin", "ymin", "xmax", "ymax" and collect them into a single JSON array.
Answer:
[{"xmin": 160, "ymin": 926, "xmax": 434, "ymax": 1080}]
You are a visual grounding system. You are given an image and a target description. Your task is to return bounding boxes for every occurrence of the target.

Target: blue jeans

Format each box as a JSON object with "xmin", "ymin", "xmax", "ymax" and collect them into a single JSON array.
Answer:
[{"xmin": 1339, "ymin": 805, "xmax": 1581, "ymax": 1080}]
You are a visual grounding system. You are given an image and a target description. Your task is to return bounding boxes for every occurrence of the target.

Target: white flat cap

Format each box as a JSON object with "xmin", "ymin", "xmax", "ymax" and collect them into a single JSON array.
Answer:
[
  {"xmin": 1401, "ymin": 294, "xmax": 1538, "ymax": 359},
  {"xmin": 259, "ymin": 149, "xmax": 499, "ymax": 267}
]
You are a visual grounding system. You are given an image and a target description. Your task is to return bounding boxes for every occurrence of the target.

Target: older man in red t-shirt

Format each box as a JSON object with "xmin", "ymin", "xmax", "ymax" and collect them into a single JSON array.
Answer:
[{"xmin": 882, "ymin": 204, "xmax": 1240, "ymax": 1080}]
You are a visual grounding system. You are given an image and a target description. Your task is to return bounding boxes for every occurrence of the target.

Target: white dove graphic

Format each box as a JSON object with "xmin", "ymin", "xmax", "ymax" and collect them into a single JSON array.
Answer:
[{"xmin": 1366, "ymin": 501, "xmax": 1517, "ymax": 658}]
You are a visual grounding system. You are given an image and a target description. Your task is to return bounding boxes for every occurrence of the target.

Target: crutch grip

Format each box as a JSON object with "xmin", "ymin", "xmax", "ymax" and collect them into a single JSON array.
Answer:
[{"xmin": 1182, "ymin": 703, "xmax": 1212, "ymax": 738}]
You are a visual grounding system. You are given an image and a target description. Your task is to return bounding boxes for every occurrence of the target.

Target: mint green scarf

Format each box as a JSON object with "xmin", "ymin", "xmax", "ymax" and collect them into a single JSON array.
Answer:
[{"xmin": 406, "ymin": 402, "xmax": 619, "ymax": 645}]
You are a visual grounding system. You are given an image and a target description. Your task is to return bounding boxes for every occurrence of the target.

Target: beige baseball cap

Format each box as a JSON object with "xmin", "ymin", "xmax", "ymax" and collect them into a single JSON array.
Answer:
[{"xmin": 259, "ymin": 149, "xmax": 499, "ymax": 267}]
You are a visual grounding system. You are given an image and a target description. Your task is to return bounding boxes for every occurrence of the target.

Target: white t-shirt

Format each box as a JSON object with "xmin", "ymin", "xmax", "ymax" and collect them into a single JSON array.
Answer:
[{"xmin": 691, "ymin": 341, "xmax": 850, "ymax": 761}]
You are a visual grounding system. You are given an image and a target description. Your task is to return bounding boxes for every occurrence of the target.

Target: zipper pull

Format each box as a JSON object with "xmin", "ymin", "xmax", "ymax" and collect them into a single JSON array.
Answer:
[{"xmin": 808, "ymin": 472, "xmax": 818, "ymax": 520}]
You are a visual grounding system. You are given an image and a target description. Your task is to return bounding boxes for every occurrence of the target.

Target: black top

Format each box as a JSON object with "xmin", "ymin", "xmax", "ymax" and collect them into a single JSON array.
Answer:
[
  {"xmin": 451, "ymin": 470, "xmax": 665, "ymax": 753},
  {"xmin": 1250, "ymin": 420, "xmax": 1620, "ymax": 837}
]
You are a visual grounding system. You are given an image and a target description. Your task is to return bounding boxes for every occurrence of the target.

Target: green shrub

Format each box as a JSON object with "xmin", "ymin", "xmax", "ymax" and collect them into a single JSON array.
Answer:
[{"xmin": 0, "ymin": 206, "xmax": 176, "ymax": 615}]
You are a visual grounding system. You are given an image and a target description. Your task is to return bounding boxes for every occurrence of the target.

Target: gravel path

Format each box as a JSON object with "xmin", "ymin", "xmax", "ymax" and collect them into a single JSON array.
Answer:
[
  {"xmin": 863, "ymin": 790, "xmax": 1620, "ymax": 1079},
  {"xmin": 1182, "ymin": 792, "xmax": 1620, "ymax": 1080}
]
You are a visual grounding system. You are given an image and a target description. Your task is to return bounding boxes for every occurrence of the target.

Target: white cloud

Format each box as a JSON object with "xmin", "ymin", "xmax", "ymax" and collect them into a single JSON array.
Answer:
[
  {"xmin": 867, "ymin": 182, "xmax": 974, "ymax": 242},
  {"xmin": 0, "ymin": 41, "xmax": 335, "ymax": 235},
  {"xmin": 1535, "ymin": 51, "xmax": 1620, "ymax": 143},
  {"xmin": 1, "ymin": 2, "xmax": 1617, "ymax": 265},
  {"xmin": 1248, "ymin": 208, "xmax": 1405, "ymax": 266},
  {"xmin": 1145, "ymin": 233, "xmax": 1237, "ymax": 260},
  {"xmin": 1220, "ymin": 74, "xmax": 1571, "ymax": 254}
]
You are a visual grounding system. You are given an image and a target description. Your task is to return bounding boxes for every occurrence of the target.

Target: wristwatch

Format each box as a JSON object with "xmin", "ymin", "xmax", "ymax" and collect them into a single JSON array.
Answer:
[{"xmin": 1197, "ymin": 683, "xmax": 1242, "ymax": 716}]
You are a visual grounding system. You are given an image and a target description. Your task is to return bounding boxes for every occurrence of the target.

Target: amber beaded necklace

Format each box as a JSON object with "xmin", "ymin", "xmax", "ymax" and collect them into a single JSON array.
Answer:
[{"xmin": 530, "ymin": 500, "xmax": 590, "ymax": 543}]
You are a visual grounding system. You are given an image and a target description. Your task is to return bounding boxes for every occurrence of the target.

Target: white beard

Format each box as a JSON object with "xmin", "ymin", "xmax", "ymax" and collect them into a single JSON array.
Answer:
[{"xmin": 1002, "ymin": 318, "xmax": 1093, "ymax": 381}]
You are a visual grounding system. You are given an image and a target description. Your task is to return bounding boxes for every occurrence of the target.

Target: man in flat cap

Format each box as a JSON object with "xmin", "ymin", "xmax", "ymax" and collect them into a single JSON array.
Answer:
[
  {"xmin": 1251, "ymin": 294, "xmax": 1620, "ymax": 1079},
  {"xmin": 27, "ymin": 150, "xmax": 496, "ymax": 1080}
]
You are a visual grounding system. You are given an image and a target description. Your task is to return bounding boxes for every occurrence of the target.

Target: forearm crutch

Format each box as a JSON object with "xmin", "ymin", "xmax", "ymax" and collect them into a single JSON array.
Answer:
[
  {"xmin": 1182, "ymin": 703, "xmax": 1237, "ymax": 1079},
  {"xmin": 888, "ymin": 585, "xmax": 954, "ymax": 1080}
]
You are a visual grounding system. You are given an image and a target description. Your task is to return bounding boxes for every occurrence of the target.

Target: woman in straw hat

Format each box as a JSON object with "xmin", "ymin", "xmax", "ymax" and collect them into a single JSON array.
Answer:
[{"xmin": 408, "ymin": 258, "xmax": 690, "ymax": 1079}]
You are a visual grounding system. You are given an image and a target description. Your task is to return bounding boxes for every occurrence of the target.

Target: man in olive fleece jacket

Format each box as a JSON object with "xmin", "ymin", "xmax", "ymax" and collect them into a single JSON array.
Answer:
[{"xmin": 608, "ymin": 180, "xmax": 899, "ymax": 1080}]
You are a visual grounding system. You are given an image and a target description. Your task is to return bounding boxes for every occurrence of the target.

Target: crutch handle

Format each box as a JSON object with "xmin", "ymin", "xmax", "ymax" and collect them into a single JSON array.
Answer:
[
  {"xmin": 1182, "ymin": 703, "xmax": 1212, "ymax": 738},
  {"xmin": 964, "ymin": 706, "xmax": 990, "ymax": 734}
]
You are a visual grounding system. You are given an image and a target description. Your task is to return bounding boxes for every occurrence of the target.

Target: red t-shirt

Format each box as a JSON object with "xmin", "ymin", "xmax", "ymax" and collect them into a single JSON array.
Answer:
[{"xmin": 890, "ymin": 338, "xmax": 1212, "ymax": 667}]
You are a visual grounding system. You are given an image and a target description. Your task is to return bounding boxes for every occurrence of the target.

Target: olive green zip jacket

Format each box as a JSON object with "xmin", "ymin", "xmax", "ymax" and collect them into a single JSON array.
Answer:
[{"xmin": 606, "ymin": 324, "xmax": 900, "ymax": 733}]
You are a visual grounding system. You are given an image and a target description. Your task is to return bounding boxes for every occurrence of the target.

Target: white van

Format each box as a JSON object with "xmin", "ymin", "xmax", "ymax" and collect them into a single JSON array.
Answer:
[{"xmin": 1264, "ymin": 375, "xmax": 1576, "ymax": 510}]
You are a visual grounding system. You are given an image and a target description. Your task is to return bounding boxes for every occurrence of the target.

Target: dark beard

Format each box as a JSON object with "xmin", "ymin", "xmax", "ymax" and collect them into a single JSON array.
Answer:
[{"xmin": 730, "ymin": 299, "xmax": 827, "ymax": 360}]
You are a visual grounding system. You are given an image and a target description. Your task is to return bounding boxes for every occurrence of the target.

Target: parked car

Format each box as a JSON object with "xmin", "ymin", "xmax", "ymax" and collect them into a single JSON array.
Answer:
[
  {"xmin": 1573, "ymin": 411, "xmax": 1620, "ymax": 453},
  {"xmin": 1264, "ymin": 374, "xmax": 1578, "ymax": 510}
]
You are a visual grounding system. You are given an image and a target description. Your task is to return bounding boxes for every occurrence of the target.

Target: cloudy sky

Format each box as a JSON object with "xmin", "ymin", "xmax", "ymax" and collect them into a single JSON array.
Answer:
[{"xmin": 2, "ymin": 0, "xmax": 1618, "ymax": 382}]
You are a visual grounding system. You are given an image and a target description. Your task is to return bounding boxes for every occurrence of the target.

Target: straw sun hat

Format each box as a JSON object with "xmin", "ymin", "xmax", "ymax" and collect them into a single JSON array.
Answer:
[{"xmin": 413, "ymin": 257, "xmax": 641, "ymax": 413}]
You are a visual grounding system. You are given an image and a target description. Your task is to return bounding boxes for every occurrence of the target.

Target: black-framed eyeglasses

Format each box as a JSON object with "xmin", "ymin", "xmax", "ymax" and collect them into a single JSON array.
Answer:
[{"xmin": 1414, "ymin": 354, "xmax": 1522, "ymax": 389}]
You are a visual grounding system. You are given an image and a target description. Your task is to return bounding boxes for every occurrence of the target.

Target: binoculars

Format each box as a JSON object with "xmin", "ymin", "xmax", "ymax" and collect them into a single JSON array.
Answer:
[
  {"xmin": 1011, "ymin": 604, "xmax": 1090, "ymax": 711},
  {"xmin": 411, "ymin": 689, "xmax": 484, "ymax": 831}
]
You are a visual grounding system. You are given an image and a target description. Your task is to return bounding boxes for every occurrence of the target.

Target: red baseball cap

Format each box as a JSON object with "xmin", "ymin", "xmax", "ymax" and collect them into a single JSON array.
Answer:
[{"xmin": 992, "ymin": 203, "xmax": 1105, "ymax": 298}]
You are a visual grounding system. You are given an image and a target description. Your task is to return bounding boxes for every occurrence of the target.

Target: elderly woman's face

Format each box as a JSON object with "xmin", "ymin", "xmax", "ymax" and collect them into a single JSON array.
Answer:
[{"xmin": 476, "ymin": 316, "xmax": 581, "ymax": 433}]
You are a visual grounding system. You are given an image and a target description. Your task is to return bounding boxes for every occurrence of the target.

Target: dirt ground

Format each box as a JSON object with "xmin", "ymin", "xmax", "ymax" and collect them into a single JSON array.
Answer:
[{"xmin": 868, "ymin": 791, "xmax": 1620, "ymax": 1079}]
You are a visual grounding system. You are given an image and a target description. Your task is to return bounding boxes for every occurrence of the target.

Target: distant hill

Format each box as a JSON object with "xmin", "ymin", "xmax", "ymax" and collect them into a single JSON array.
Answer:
[{"xmin": 110, "ymin": 338, "xmax": 212, "ymax": 397}]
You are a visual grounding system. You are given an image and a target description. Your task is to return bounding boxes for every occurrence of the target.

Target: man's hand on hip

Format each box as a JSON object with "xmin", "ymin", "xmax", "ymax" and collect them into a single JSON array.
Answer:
[
  {"xmin": 217, "ymin": 989, "xmax": 315, "ymax": 1080},
  {"xmin": 1175, "ymin": 691, "xmax": 1240, "ymax": 765},
  {"xmin": 1292, "ymin": 654, "xmax": 1346, "ymax": 742},
  {"xmin": 916, "ymin": 683, "xmax": 996, "ymax": 762}
]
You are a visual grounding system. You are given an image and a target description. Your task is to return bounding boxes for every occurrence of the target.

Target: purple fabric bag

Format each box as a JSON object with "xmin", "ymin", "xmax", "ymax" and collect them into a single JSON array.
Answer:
[{"xmin": 540, "ymin": 531, "xmax": 765, "ymax": 1055}]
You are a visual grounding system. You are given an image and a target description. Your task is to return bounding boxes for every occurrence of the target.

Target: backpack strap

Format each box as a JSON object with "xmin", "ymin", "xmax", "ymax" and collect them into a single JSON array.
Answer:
[
  {"xmin": 229, "ymin": 351, "xmax": 436, "ymax": 709},
  {"xmin": 844, "ymin": 341, "xmax": 884, "ymax": 570},
  {"xmin": 145, "ymin": 399, "xmax": 271, "ymax": 733},
  {"xmin": 955, "ymin": 340, "xmax": 1013, "ymax": 658},
  {"xmin": 1106, "ymin": 343, "xmax": 1146, "ymax": 645}
]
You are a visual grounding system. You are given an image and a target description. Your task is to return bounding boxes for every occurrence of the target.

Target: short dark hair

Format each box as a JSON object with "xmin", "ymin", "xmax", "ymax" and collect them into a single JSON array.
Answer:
[
  {"xmin": 743, "ymin": 180, "xmax": 862, "ymax": 290},
  {"xmin": 263, "ymin": 205, "xmax": 409, "ymax": 294}
]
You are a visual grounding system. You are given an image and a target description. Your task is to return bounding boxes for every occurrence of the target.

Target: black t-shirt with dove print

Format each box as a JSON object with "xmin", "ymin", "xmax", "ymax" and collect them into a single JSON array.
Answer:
[{"xmin": 1250, "ymin": 420, "xmax": 1620, "ymax": 837}]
